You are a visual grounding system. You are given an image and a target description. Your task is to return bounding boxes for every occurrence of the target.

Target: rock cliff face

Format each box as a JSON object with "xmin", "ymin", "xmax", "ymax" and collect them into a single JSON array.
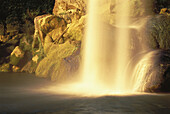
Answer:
[
  {"xmin": 53, "ymin": 0, "xmax": 87, "ymax": 15},
  {"xmin": 31, "ymin": 0, "xmax": 86, "ymax": 81}
]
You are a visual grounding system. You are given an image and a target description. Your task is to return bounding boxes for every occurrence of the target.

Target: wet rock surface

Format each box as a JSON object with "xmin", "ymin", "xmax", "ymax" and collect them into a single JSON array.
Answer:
[
  {"xmin": 141, "ymin": 15, "xmax": 170, "ymax": 50},
  {"xmin": 131, "ymin": 50, "xmax": 170, "ymax": 92}
]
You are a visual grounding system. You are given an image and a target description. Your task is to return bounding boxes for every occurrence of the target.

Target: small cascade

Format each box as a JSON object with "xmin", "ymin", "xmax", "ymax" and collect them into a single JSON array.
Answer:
[{"xmin": 131, "ymin": 50, "xmax": 163, "ymax": 92}]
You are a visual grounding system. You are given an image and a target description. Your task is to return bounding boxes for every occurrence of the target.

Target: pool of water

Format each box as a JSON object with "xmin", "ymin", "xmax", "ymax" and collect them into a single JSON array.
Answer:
[{"xmin": 0, "ymin": 72, "xmax": 170, "ymax": 113}]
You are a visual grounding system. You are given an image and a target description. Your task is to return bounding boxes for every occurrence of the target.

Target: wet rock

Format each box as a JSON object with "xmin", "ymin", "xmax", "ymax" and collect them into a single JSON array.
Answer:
[
  {"xmin": 132, "ymin": 50, "xmax": 170, "ymax": 92},
  {"xmin": 141, "ymin": 15, "xmax": 170, "ymax": 50},
  {"xmin": 10, "ymin": 46, "xmax": 24, "ymax": 66},
  {"xmin": 36, "ymin": 40, "xmax": 80, "ymax": 81},
  {"xmin": 129, "ymin": 0, "xmax": 155, "ymax": 17},
  {"xmin": 21, "ymin": 61, "xmax": 38, "ymax": 74}
]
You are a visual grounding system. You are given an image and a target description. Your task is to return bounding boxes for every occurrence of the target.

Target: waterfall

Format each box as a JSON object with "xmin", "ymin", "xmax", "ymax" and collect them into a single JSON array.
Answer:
[
  {"xmin": 48, "ymin": 0, "xmax": 156, "ymax": 96},
  {"xmin": 79, "ymin": 0, "xmax": 131, "ymax": 94}
]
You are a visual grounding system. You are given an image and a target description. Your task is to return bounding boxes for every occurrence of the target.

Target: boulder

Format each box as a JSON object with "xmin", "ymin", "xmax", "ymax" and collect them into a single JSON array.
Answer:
[
  {"xmin": 10, "ymin": 46, "xmax": 24, "ymax": 66},
  {"xmin": 32, "ymin": 15, "xmax": 67, "ymax": 50},
  {"xmin": 35, "ymin": 40, "xmax": 80, "ymax": 81}
]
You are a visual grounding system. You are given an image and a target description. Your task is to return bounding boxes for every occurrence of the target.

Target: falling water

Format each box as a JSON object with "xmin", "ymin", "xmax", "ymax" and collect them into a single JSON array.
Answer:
[
  {"xmin": 48, "ymin": 0, "xmax": 155, "ymax": 95},
  {"xmin": 113, "ymin": 0, "xmax": 130, "ymax": 92},
  {"xmin": 131, "ymin": 50, "xmax": 165, "ymax": 92},
  {"xmin": 81, "ymin": 0, "xmax": 102, "ymax": 85},
  {"xmin": 80, "ymin": 0, "xmax": 131, "ymax": 93}
]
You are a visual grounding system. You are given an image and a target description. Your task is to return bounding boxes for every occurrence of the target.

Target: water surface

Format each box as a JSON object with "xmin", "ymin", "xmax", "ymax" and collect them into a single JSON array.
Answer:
[{"xmin": 0, "ymin": 73, "xmax": 170, "ymax": 113}]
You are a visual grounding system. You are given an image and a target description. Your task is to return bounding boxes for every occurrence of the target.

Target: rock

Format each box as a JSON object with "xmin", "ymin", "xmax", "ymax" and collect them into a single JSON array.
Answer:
[
  {"xmin": 51, "ymin": 49, "xmax": 80, "ymax": 81},
  {"xmin": 53, "ymin": 0, "xmax": 86, "ymax": 23},
  {"xmin": 32, "ymin": 55, "xmax": 39, "ymax": 64},
  {"xmin": 38, "ymin": 14, "xmax": 85, "ymax": 81},
  {"xmin": 0, "ymin": 63, "xmax": 11, "ymax": 72},
  {"xmin": 43, "ymin": 15, "xmax": 85, "ymax": 55},
  {"xmin": 53, "ymin": 0, "xmax": 87, "ymax": 16},
  {"xmin": 129, "ymin": 0, "xmax": 154, "ymax": 17},
  {"xmin": 66, "ymin": 15, "xmax": 86, "ymax": 41},
  {"xmin": 35, "ymin": 40, "xmax": 80, "ymax": 81},
  {"xmin": 11, "ymin": 46, "xmax": 24, "ymax": 58},
  {"xmin": 10, "ymin": 46, "xmax": 24, "ymax": 66},
  {"xmin": 21, "ymin": 61, "xmax": 37, "ymax": 73},
  {"xmin": 32, "ymin": 15, "xmax": 67, "ymax": 51},
  {"xmin": 141, "ymin": 15, "xmax": 170, "ymax": 50},
  {"xmin": 19, "ymin": 34, "xmax": 33, "ymax": 52},
  {"xmin": 40, "ymin": 15, "xmax": 67, "ymax": 34},
  {"xmin": 159, "ymin": 8, "xmax": 170, "ymax": 16},
  {"xmin": 132, "ymin": 50, "xmax": 170, "ymax": 92},
  {"xmin": 100, "ymin": 0, "xmax": 155, "ymax": 25},
  {"xmin": 12, "ymin": 66, "xmax": 20, "ymax": 72}
]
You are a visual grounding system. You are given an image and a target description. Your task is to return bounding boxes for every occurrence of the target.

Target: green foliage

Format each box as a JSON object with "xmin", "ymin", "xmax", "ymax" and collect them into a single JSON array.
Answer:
[{"xmin": 0, "ymin": 0, "xmax": 55, "ymax": 34}]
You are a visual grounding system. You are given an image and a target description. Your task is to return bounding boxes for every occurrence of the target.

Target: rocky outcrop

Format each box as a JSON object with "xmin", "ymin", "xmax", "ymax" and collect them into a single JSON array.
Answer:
[
  {"xmin": 141, "ymin": 15, "xmax": 170, "ymax": 50},
  {"xmin": 32, "ymin": 15, "xmax": 67, "ymax": 50},
  {"xmin": 53, "ymin": 0, "xmax": 86, "ymax": 24},
  {"xmin": 35, "ymin": 14, "xmax": 85, "ymax": 80},
  {"xmin": 30, "ymin": 0, "xmax": 87, "ymax": 80},
  {"xmin": 36, "ymin": 41, "xmax": 80, "ymax": 81},
  {"xmin": 53, "ymin": 0, "xmax": 87, "ymax": 15}
]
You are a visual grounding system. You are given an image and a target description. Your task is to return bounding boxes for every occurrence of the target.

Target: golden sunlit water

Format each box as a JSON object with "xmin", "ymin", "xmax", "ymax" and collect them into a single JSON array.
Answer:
[
  {"xmin": 46, "ymin": 0, "xmax": 151, "ymax": 96},
  {"xmin": 112, "ymin": 0, "xmax": 130, "ymax": 92}
]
